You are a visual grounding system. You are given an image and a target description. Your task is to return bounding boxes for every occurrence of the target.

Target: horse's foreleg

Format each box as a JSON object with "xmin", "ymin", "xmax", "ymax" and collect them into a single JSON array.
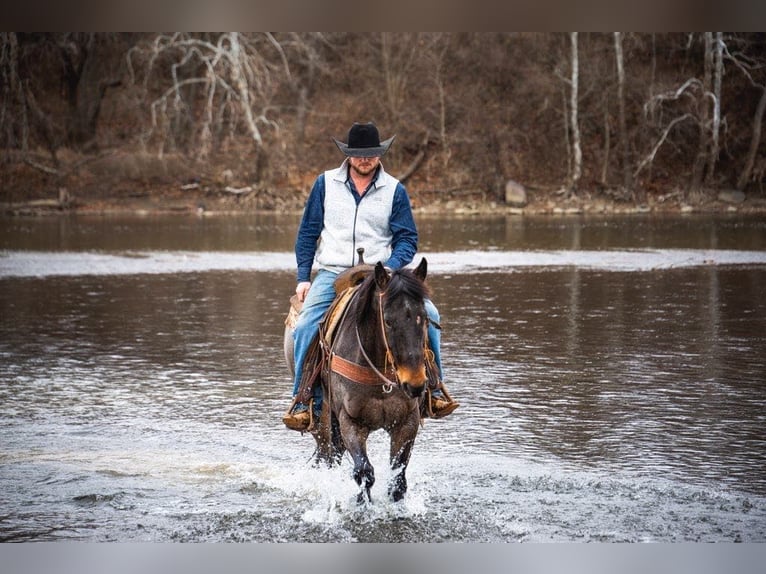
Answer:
[
  {"xmin": 330, "ymin": 414, "xmax": 346, "ymax": 465},
  {"xmin": 388, "ymin": 424, "xmax": 417, "ymax": 502},
  {"xmin": 311, "ymin": 402, "xmax": 336, "ymax": 467},
  {"xmin": 339, "ymin": 413, "xmax": 374, "ymax": 503}
]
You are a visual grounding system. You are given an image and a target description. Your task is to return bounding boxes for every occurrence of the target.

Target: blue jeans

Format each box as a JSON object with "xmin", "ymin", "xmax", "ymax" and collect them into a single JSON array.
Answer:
[{"xmin": 292, "ymin": 269, "xmax": 444, "ymax": 410}]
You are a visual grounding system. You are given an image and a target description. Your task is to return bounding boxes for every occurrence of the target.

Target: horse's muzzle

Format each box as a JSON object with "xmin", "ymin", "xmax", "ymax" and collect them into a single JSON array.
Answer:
[{"xmin": 397, "ymin": 365, "xmax": 428, "ymax": 398}]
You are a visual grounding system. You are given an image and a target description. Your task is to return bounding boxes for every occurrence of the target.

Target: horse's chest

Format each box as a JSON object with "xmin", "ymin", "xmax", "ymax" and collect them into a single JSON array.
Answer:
[{"xmin": 343, "ymin": 393, "xmax": 418, "ymax": 428}]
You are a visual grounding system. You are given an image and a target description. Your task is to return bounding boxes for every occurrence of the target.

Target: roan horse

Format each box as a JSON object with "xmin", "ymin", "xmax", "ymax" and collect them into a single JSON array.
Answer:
[{"xmin": 284, "ymin": 258, "xmax": 433, "ymax": 503}]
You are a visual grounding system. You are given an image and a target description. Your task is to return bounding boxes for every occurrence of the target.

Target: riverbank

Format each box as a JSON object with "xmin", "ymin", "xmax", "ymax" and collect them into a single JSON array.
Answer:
[{"xmin": 3, "ymin": 183, "xmax": 766, "ymax": 218}]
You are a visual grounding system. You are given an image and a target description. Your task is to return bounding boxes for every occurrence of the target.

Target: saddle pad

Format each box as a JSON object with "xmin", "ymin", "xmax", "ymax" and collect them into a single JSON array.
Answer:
[
  {"xmin": 284, "ymin": 294, "xmax": 303, "ymax": 329},
  {"xmin": 321, "ymin": 285, "xmax": 358, "ymax": 344},
  {"xmin": 284, "ymin": 286, "xmax": 356, "ymax": 338}
]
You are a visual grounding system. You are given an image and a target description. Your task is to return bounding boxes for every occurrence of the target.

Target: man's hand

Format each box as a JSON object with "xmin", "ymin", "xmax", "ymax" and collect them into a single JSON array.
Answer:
[{"xmin": 296, "ymin": 281, "xmax": 311, "ymax": 302}]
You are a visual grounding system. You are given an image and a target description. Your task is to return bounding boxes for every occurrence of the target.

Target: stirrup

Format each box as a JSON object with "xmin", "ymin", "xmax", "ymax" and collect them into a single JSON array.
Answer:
[
  {"xmin": 282, "ymin": 399, "xmax": 315, "ymax": 432},
  {"xmin": 424, "ymin": 386, "xmax": 459, "ymax": 419},
  {"xmin": 430, "ymin": 397, "xmax": 459, "ymax": 419}
]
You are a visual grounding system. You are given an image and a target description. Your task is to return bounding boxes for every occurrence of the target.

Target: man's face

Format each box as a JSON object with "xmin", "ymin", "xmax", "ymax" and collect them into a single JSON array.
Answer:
[{"xmin": 349, "ymin": 155, "xmax": 380, "ymax": 177}]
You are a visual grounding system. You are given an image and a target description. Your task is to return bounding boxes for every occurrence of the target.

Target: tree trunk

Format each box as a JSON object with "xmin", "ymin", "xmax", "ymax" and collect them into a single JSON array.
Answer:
[
  {"xmin": 61, "ymin": 34, "xmax": 121, "ymax": 150},
  {"xmin": 600, "ymin": 97, "xmax": 610, "ymax": 186},
  {"xmin": 434, "ymin": 40, "xmax": 450, "ymax": 169},
  {"xmin": 737, "ymin": 86, "xmax": 766, "ymax": 190},
  {"xmin": 704, "ymin": 32, "xmax": 723, "ymax": 186},
  {"xmin": 229, "ymin": 33, "xmax": 263, "ymax": 147},
  {"xmin": 614, "ymin": 32, "xmax": 632, "ymax": 198},
  {"xmin": 569, "ymin": 32, "xmax": 582, "ymax": 194},
  {"xmin": 690, "ymin": 32, "xmax": 713, "ymax": 193},
  {"xmin": 562, "ymin": 84, "xmax": 571, "ymax": 182},
  {"xmin": 645, "ymin": 33, "xmax": 657, "ymax": 182},
  {"xmin": 1, "ymin": 33, "xmax": 29, "ymax": 152}
]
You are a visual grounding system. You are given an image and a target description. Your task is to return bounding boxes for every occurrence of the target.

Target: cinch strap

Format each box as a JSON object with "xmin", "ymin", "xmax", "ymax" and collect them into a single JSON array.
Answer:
[{"xmin": 330, "ymin": 354, "xmax": 396, "ymax": 386}]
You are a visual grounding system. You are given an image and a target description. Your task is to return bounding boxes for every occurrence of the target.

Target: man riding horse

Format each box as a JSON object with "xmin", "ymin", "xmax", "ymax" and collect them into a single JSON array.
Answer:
[{"xmin": 283, "ymin": 121, "xmax": 458, "ymax": 431}]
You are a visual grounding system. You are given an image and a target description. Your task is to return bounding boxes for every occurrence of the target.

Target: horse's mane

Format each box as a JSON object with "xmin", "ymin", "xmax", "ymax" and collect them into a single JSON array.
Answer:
[
  {"xmin": 386, "ymin": 267, "xmax": 430, "ymax": 303},
  {"xmin": 355, "ymin": 266, "xmax": 430, "ymax": 321}
]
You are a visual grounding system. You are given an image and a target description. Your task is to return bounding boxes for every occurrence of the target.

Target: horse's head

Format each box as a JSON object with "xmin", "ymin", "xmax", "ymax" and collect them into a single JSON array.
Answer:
[{"xmin": 374, "ymin": 258, "xmax": 430, "ymax": 398}]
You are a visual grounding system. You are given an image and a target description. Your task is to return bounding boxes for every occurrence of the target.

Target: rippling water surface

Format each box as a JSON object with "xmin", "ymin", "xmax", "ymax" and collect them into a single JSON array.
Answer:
[{"xmin": 1, "ymin": 214, "xmax": 765, "ymax": 542}]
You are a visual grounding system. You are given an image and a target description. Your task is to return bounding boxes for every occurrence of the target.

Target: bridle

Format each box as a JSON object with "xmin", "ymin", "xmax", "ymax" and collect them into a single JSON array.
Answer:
[
  {"xmin": 353, "ymin": 291, "xmax": 398, "ymax": 392},
  {"xmin": 354, "ymin": 289, "xmax": 429, "ymax": 393}
]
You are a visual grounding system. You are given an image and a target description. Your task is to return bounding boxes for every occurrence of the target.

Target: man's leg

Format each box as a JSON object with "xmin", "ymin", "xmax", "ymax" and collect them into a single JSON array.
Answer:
[
  {"xmin": 425, "ymin": 298, "xmax": 458, "ymax": 418},
  {"xmin": 283, "ymin": 270, "xmax": 337, "ymax": 430},
  {"xmin": 425, "ymin": 298, "xmax": 444, "ymax": 378}
]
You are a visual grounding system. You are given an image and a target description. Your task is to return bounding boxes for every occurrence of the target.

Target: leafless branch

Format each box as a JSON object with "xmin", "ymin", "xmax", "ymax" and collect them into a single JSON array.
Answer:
[
  {"xmin": 130, "ymin": 32, "xmax": 289, "ymax": 158},
  {"xmin": 634, "ymin": 113, "xmax": 695, "ymax": 178}
]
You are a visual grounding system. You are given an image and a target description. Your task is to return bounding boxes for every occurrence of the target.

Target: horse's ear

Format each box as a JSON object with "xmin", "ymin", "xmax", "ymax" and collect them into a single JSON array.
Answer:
[
  {"xmin": 414, "ymin": 258, "xmax": 427, "ymax": 282},
  {"xmin": 374, "ymin": 261, "xmax": 390, "ymax": 289}
]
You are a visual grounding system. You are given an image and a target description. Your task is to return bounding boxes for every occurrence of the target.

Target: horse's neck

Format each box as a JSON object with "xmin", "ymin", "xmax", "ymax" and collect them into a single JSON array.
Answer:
[{"xmin": 344, "ymin": 291, "xmax": 385, "ymax": 364}]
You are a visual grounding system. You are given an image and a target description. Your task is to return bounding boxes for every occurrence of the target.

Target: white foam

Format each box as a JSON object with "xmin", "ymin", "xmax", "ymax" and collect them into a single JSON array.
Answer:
[{"xmin": 1, "ymin": 249, "xmax": 765, "ymax": 278}]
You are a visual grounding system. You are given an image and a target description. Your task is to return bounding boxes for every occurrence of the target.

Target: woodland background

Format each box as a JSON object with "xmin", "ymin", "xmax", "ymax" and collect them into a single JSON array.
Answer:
[{"xmin": 2, "ymin": 32, "xmax": 765, "ymax": 214}]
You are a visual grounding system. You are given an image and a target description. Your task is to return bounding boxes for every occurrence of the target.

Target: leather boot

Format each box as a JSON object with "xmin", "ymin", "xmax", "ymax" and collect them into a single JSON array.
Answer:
[
  {"xmin": 282, "ymin": 403, "xmax": 311, "ymax": 431},
  {"xmin": 429, "ymin": 386, "xmax": 459, "ymax": 418}
]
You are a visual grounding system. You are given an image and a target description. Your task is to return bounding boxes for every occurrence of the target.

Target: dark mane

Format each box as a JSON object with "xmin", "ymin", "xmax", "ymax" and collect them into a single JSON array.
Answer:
[
  {"xmin": 354, "ymin": 266, "xmax": 429, "ymax": 321},
  {"xmin": 387, "ymin": 267, "xmax": 430, "ymax": 302}
]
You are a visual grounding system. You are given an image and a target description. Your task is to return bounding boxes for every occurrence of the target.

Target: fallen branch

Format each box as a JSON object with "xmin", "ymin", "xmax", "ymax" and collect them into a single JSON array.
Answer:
[
  {"xmin": 224, "ymin": 185, "xmax": 252, "ymax": 195},
  {"xmin": 398, "ymin": 148, "xmax": 426, "ymax": 184},
  {"xmin": 398, "ymin": 132, "xmax": 430, "ymax": 183},
  {"xmin": 23, "ymin": 156, "xmax": 61, "ymax": 176}
]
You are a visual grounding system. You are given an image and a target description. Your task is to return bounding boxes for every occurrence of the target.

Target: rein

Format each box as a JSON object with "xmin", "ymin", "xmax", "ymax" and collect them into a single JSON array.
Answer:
[{"xmin": 354, "ymin": 311, "xmax": 398, "ymax": 392}]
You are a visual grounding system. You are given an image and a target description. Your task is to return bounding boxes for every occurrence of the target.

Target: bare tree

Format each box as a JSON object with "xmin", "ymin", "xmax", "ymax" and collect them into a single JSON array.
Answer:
[
  {"xmin": 555, "ymin": 33, "xmax": 582, "ymax": 194},
  {"xmin": 569, "ymin": 32, "xmax": 582, "ymax": 193},
  {"xmin": 737, "ymin": 86, "xmax": 766, "ymax": 191},
  {"xmin": 635, "ymin": 78, "xmax": 700, "ymax": 180},
  {"xmin": 275, "ymin": 33, "xmax": 330, "ymax": 140},
  {"xmin": 614, "ymin": 32, "xmax": 632, "ymax": 197},
  {"xmin": 724, "ymin": 37, "xmax": 766, "ymax": 191},
  {"xmin": 4, "ymin": 32, "xmax": 766, "ymax": 208},
  {"xmin": 0, "ymin": 33, "xmax": 28, "ymax": 154},
  {"xmin": 704, "ymin": 32, "xmax": 723, "ymax": 186},
  {"xmin": 690, "ymin": 32, "xmax": 718, "ymax": 193},
  {"xmin": 1, "ymin": 32, "xmax": 122, "ymax": 174},
  {"xmin": 427, "ymin": 33, "xmax": 452, "ymax": 169},
  {"xmin": 635, "ymin": 34, "xmax": 728, "ymax": 196},
  {"xmin": 379, "ymin": 33, "xmax": 422, "ymax": 129},
  {"xmin": 128, "ymin": 32, "xmax": 289, "ymax": 165}
]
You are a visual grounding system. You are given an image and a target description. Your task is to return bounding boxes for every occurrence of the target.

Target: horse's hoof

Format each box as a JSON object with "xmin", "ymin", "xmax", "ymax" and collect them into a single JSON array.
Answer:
[
  {"xmin": 390, "ymin": 489, "xmax": 405, "ymax": 502},
  {"xmin": 357, "ymin": 491, "xmax": 372, "ymax": 505}
]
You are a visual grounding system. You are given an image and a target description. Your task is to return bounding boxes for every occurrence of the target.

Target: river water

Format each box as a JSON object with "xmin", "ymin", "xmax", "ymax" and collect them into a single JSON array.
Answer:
[{"xmin": 1, "ymin": 213, "xmax": 765, "ymax": 542}]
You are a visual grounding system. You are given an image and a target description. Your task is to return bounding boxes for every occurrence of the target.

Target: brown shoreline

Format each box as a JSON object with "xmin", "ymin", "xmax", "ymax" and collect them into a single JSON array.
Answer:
[{"xmin": 3, "ymin": 187, "xmax": 766, "ymax": 218}]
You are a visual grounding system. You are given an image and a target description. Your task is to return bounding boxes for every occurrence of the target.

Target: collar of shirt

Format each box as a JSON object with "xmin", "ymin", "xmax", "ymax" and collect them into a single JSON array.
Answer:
[{"xmin": 346, "ymin": 164, "xmax": 381, "ymax": 199}]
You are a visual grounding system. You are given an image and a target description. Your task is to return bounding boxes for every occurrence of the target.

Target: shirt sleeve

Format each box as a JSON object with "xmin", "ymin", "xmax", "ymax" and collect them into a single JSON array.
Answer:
[
  {"xmin": 295, "ymin": 175, "xmax": 325, "ymax": 283},
  {"xmin": 385, "ymin": 182, "xmax": 418, "ymax": 269}
]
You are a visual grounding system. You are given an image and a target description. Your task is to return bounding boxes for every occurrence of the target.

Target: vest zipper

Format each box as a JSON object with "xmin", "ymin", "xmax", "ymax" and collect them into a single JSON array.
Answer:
[{"xmin": 350, "ymin": 202, "xmax": 360, "ymax": 267}]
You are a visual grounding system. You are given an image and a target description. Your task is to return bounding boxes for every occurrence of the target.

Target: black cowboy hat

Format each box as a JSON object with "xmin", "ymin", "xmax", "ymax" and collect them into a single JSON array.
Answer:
[{"xmin": 333, "ymin": 122, "xmax": 395, "ymax": 158}]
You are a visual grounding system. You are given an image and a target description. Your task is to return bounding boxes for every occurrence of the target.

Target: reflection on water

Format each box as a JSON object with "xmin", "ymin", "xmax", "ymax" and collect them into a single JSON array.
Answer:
[
  {"xmin": 435, "ymin": 268, "xmax": 766, "ymax": 493},
  {"xmin": 2, "ymin": 212, "xmax": 766, "ymax": 252},
  {"xmin": 0, "ymin": 213, "xmax": 300, "ymax": 252}
]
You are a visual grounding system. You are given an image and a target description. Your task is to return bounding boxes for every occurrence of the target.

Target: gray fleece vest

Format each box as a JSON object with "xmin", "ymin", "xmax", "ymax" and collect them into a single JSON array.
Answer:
[{"xmin": 315, "ymin": 160, "xmax": 398, "ymax": 272}]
